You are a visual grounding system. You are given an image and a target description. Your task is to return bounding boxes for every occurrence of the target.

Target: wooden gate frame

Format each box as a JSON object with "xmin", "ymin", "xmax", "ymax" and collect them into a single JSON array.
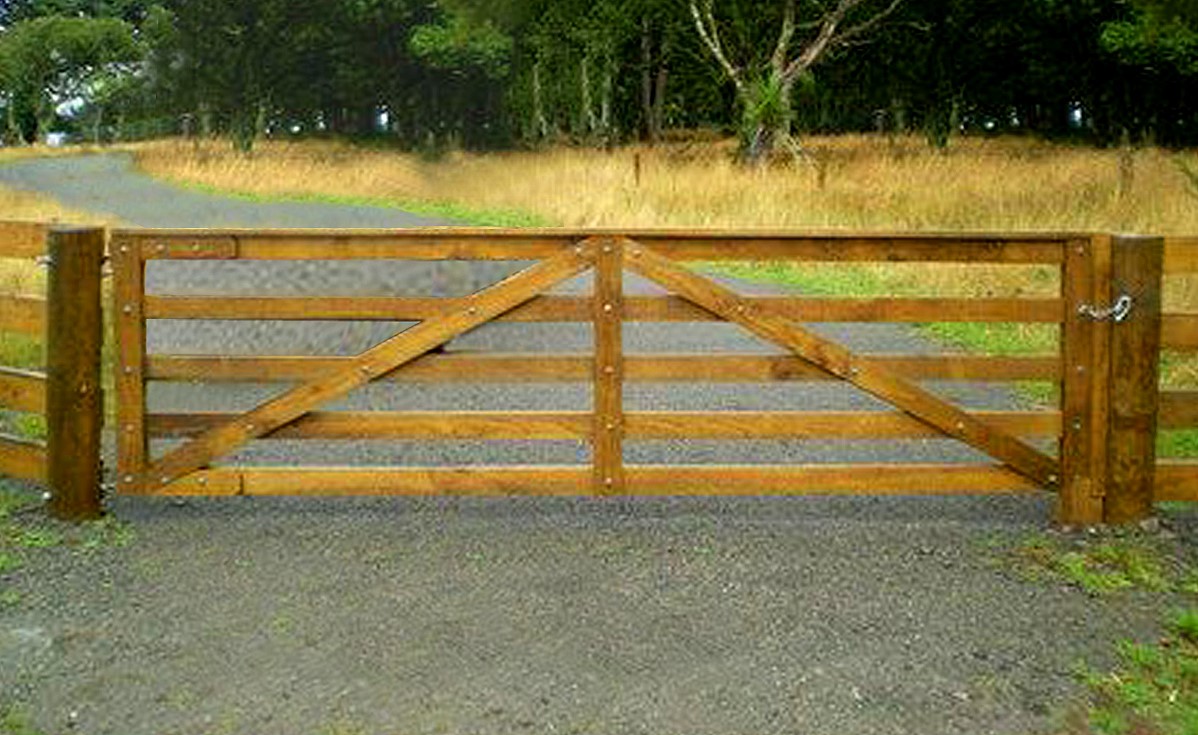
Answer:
[{"xmin": 110, "ymin": 228, "xmax": 1165, "ymax": 526}]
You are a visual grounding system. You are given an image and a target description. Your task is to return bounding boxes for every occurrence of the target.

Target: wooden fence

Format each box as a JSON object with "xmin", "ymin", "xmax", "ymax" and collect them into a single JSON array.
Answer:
[
  {"xmin": 0, "ymin": 222, "xmax": 105, "ymax": 520},
  {"xmin": 8, "ymin": 224, "xmax": 1198, "ymax": 525}
]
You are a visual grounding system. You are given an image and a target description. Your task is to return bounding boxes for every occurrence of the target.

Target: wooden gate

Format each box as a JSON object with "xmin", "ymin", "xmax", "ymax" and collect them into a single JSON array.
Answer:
[{"xmin": 110, "ymin": 228, "xmax": 1164, "ymax": 525}]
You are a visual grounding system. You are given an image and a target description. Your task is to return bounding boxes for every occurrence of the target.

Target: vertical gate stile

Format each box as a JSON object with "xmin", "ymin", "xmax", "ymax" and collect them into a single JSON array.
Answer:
[
  {"xmin": 1058, "ymin": 235, "xmax": 1110, "ymax": 526},
  {"xmin": 113, "ymin": 234, "xmax": 149, "ymax": 495},
  {"xmin": 593, "ymin": 236, "xmax": 625, "ymax": 494},
  {"xmin": 1104, "ymin": 234, "xmax": 1164, "ymax": 524}
]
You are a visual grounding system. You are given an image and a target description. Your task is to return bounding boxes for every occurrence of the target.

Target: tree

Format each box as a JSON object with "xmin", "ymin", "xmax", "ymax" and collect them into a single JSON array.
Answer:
[
  {"xmin": 0, "ymin": 14, "xmax": 140, "ymax": 143},
  {"xmin": 689, "ymin": 0, "xmax": 900, "ymax": 162}
]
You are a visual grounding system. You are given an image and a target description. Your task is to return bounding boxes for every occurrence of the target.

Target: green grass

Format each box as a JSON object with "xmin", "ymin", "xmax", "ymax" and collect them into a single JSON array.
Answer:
[
  {"xmin": 1073, "ymin": 609, "xmax": 1198, "ymax": 735},
  {"xmin": 1003, "ymin": 532, "xmax": 1190, "ymax": 596},
  {"xmin": 0, "ymin": 708, "xmax": 48, "ymax": 735},
  {"xmin": 164, "ymin": 178, "xmax": 552, "ymax": 228}
]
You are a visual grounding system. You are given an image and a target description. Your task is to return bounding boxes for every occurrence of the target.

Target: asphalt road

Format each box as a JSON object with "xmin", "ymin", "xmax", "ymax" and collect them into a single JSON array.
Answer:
[{"xmin": 0, "ymin": 151, "xmax": 1168, "ymax": 735}]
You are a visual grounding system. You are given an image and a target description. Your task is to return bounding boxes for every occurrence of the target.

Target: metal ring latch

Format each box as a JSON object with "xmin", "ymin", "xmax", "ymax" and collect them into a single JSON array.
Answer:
[{"xmin": 1078, "ymin": 294, "xmax": 1134, "ymax": 323}]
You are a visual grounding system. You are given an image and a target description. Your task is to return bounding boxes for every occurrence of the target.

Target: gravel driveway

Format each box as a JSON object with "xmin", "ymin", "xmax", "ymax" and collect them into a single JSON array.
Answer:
[{"xmin": 0, "ymin": 152, "xmax": 1182, "ymax": 735}]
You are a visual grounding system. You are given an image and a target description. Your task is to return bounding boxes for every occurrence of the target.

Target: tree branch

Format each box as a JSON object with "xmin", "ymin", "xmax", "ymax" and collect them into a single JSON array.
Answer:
[
  {"xmin": 771, "ymin": 1, "xmax": 796, "ymax": 74},
  {"xmin": 689, "ymin": 0, "xmax": 744, "ymax": 93}
]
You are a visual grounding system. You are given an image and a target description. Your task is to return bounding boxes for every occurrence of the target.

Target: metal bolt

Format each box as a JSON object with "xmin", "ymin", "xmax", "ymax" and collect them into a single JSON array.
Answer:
[
  {"xmin": 736, "ymin": 304, "xmax": 747, "ymax": 314},
  {"xmin": 955, "ymin": 421, "xmax": 966, "ymax": 432},
  {"xmin": 78, "ymin": 383, "xmax": 89, "ymax": 395},
  {"xmin": 160, "ymin": 476, "xmax": 170, "ymax": 485},
  {"xmin": 123, "ymin": 474, "xmax": 134, "ymax": 484},
  {"xmin": 604, "ymin": 477, "xmax": 614, "ymax": 487},
  {"xmin": 603, "ymin": 303, "xmax": 614, "ymax": 313},
  {"xmin": 602, "ymin": 244, "xmax": 613, "ymax": 254},
  {"xmin": 197, "ymin": 476, "xmax": 208, "ymax": 486},
  {"xmin": 574, "ymin": 245, "xmax": 585, "ymax": 255},
  {"xmin": 1047, "ymin": 474, "xmax": 1059, "ymax": 485},
  {"xmin": 191, "ymin": 243, "xmax": 201, "ymax": 252},
  {"xmin": 468, "ymin": 306, "xmax": 478, "ymax": 315},
  {"xmin": 1076, "ymin": 244, "xmax": 1086, "ymax": 255},
  {"xmin": 123, "ymin": 365, "xmax": 133, "ymax": 375},
  {"xmin": 603, "ymin": 365, "xmax": 616, "ymax": 375},
  {"xmin": 359, "ymin": 366, "xmax": 372, "ymax": 376},
  {"xmin": 245, "ymin": 423, "xmax": 255, "ymax": 432},
  {"xmin": 156, "ymin": 243, "xmax": 166, "ymax": 253},
  {"xmin": 1072, "ymin": 418, "xmax": 1083, "ymax": 431},
  {"xmin": 122, "ymin": 304, "xmax": 134, "ymax": 314},
  {"xmin": 119, "ymin": 244, "xmax": 129, "ymax": 254},
  {"xmin": 849, "ymin": 366, "xmax": 860, "ymax": 376},
  {"xmin": 605, "ymin": 422, "xmax": 616, "ymax": 431},
  {"xmin": 42, "ymin": 491, "xmax": 51, "ymax": 502},
  {"xmin": 1076, "ymin": 365, "xmax": 1086, "ymax": 374},
  {"xmin": 629, "ymin": 249, "xmax": 642, "ymax": 258}
]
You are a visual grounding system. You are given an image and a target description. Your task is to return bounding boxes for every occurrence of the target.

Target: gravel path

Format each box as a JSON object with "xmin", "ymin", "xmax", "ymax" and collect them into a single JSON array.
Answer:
[{"xmin": 0, "ymin": 152, "xmax": 1179, "ymax": 735}]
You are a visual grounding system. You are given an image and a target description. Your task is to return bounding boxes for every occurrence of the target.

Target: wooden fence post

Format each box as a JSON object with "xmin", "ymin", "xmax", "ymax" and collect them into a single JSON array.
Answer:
[
  {"xmin": 1104, "ymin": 234, "xmax": 1164, "ymax": 524},
  {"xmin": 593, "ymin": 236, "xmax": 625, "ymax": 493},
  {"xmin": 46, "ymin": 226, "xmax": 105, "ymax": 520}
]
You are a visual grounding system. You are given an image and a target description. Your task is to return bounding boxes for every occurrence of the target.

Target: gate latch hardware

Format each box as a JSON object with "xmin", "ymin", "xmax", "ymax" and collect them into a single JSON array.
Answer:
[{"xmin": 1078, "ymin": 294, "xmax": 1133, "ymax": 323}]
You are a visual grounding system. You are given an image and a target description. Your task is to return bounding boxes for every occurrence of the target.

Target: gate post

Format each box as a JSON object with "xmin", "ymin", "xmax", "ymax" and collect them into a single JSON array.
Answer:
[
  {"xmin": 46, "ymin": 226, "xmax": 105, "ymax": 520},
  {"xmin": 1104, "ymin": 234, "xmax": 1164, "ymax": 524},
  {"xmin": 1058, "ymin": 234, "xmax": 1163, "ymax": 526}
]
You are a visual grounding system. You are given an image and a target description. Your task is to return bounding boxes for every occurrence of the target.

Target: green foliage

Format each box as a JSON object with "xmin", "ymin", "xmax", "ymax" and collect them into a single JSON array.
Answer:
[
  {"xmin": 0, "ymin": 707, "xmax": 48, "ymax": 735},
  {"xmin": 410, "ymin": 14, "xmax": 512, "ymax": 79},
  {"xmin": 1075, "ymin": 610, "xmax": 1198, "ymax": 734}
]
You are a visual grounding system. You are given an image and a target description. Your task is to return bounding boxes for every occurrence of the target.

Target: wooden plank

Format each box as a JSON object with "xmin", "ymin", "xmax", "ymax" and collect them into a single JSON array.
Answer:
[
  {"xmin": 0, "ymin": 222, "xmax": 47, "ymax": 259},
  {"xmin": 623, "ymin": 410, "xmax": 1060, "ymax": 439},
  {"xmin": 0, "ymin": 433, "xmax": 46, "ymax": 482},
  {"xmin": 1058, "ymin": 235, "xmax": 1109, "ymax": 525},
  {"xmin": 121, "ymin": 230, "xmax": 576, "ymax": 261},
  {"xmin": 0, "ymin": 294, "xmax": 46, "ymax": 335},
  {"xmin": 147, "ymin": 353, "xmax": 1061, "ymax": 384},
  {"xmin": 0, "ymin": 367, "xmax": 45, "ymax": 413},
  {"xmin": 1164, "ymin": 237, "xmax": 1198, "ymax": 274},
  {"xmin": 141, "ymin": 244, "xmax": 596, "ymax": 491},
  {"xmin": 155, "ymin": 463, "xmax": 1041, "ymax": 497},
  {"xmin": 149, "ymin": 411, "xmax": 593, "ymax": 439},
  {"xmin": 635, "ymin": 235, "xmax": 1066, "ymax": 264},
  {"xmin": 1162, "ymin": 313, "xmax": 1198, "ymax": 350},
  {"xmin": 1153, "ymin": 461, "xmax": 1198, "ymax": 501},
  {"xmin": 624, "ymin": 241, "xmax": 1060, "ymax": 487},
  {"xmin": 45, "ymin": 227, "xmax": 105, "ymax": 520},
  {"xmin": 1160, "ymin": 391, "xmax": 1198, "ymax": 428},
  {"xmin": 143, "ymin": 294, "xmax": 1064, "ymax": 324},
  {"xmin": 115, "ymin": 228, "xmax": 1068, "ymax": 263},
  {"xmin": 1104, "ymin": 234, "xmax": 1164, "ymax": 524},
  {"xmin": 593, "ymin": 237, "xmax": 624, "ymax": 493},
  {"xmin": 112, "ymin": 234, "xmax": 149, "ymax": 495},
  {"xmin": 149, "ymin": 409, "xmax": 1060, "ymax": 440}
]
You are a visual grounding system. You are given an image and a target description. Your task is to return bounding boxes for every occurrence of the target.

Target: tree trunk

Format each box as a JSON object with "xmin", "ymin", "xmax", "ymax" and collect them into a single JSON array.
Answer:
[
  {"xmin": 531, "ymin": 60, "xmax": 548, "ymax": 141},
  {"xmin": 651, "ymin": 62, "xmax": 668, "ymax": 142}
]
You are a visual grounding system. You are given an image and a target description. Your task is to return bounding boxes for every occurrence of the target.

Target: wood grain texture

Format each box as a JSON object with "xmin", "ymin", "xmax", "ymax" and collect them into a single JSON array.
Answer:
[
  {"xmin": 153, "ymin": 463, "xmax": 1042, "ymax": 497},
  {"xmin": 112, "ymin": 234, "xmax": 149, "ymax": 494},
  {"xmin": 1160, "ymin": 391, "xmax": 1198, "ymax": 428},
  {"xmin": 0, "ymin": 294, "xmax": 46, "ymax": 335},
  {"xmin": 141, "ymin": 244, "xmax": 596, "ymax": 490},
  {"xmin": 0, "ymin": 367, "xmax": 46, "ymax": 413},
  {"xmin": 1162, "ymin": 314, "xmax": 1198, "ymax": 350},
  {"xmin": 593, "ymin": 237, "xmax": 624, "ymax": 493},
  {"xmin": 147, "ymin": 352, "xmax": 1061, "ymax": 384},
  {"xmin": 0, "ymin": 433, "xmax": 46, "ymax": 482},
  {"xmin": 113, "ymin": 228, "xmax": 1068, "ymax": 263},
  {"xmin": 144, "ymin": 294, "xmax": 1063, "ymax": 324},
  {"xmin": 1153, "ymin": 461, "xmax": 1198, "ymax": 501},
  {"xmin": 148, "ymin": 409, "xmax": 1060, "ymax": 440},
  {"xmin": 1164, "ymin": 237, "xmax": 1198, "ymax": 274},
  {"xmin": 46, "ymin": 227, "xmax": 105, "ymax": 519},
  {"xmin": 0, "ymin": 222, "xmax": 47, "ymax": 259},
  {"xmin": 624, "ymin": 241, "xmax": 1059, "ymax": 487},
  {"xmin": 1058, "ymin": 235, "xmax": 1108, "ymax": 525},
  {"xmin": 1105, "ymin": 234, "xmax": 1164, "ymax": 524}
]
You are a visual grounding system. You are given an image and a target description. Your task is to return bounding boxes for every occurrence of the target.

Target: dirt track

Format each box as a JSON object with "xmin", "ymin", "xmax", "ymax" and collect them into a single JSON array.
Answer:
[{"xmin": 0, "ymin": 153, "xmax": 1187, "ymax": 735}]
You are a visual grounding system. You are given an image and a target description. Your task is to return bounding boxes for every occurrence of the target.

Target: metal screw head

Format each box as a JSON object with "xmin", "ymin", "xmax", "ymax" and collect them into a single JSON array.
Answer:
[
  {"xmin": 603, "ymin": 303, "xmax": 614, "ymax": 313},
  {"xmin": 1072, "ymin": 418, "xmax": 1083, "ymax": 431},
  {"xmin": 42, "ymin": 491, "xmax": 51, "ymax": 502},
  {"xmin": 122, "ymin": 365, "xmax": 133, "ymax": 375},
  {"xmin": 156, "ymin": 243, "xmax": 167, "ymax": 253},
  {"xmin": 123, "ymin": 475, "xmax": 134, "ymax": 484},
  {"xmin": 605, "ymin": 422, "xmax": 616, "ymax": 431},
  {"xmin": 197, "ymin": 476, "xmax": 208, "ymax": 485},
  {"xmin": 124, "ymin": 424, "xmax": 134, "ymax": 433},
  {"xmin": 119, "ymin": 244, "xmax": 129, "ymax": 254},
  {"xmin": 603, "ymin": 365, "xmax": 616, "ymax": 375},
  {"xmin": 160, "ymin": 476, "xmax": 170, "ymax": 485},
  {"xmin": 1047, "ymin": 474, "xmax": 1059, "ymax": 485},
  {"xmin": 122, "ymin": 304, "xmax": 134, "ymax": 314},
  {"xmin": 468, "ymin": 306, "xmax": 478, "ymax": 315},
  {"xmin": 736, "ymin": 305, "xmax": 747, "ymax": 313},
  {"xmin": 245, "ymin": 423, "xmax": 255, "ymax": 432},
  {"xmin": 630, "ymin": 249, "xmax": 643, "ymax": 258},
  {"xmin": 604, "ymin": 477, "xmax": 614, "ymax": 486},
  {"xmin": 602, "ymin": 244, "xmax": 613, "ymax": 254},
  {"xmin": 849, "ymin": 366, "xmax": 860, "ymax": 376}
]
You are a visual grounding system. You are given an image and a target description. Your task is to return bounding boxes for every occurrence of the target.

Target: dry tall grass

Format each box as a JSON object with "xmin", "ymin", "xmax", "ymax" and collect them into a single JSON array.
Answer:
[{"xmin": 130, "ymin": 135, "xmax": 1198, "ymax": 311}]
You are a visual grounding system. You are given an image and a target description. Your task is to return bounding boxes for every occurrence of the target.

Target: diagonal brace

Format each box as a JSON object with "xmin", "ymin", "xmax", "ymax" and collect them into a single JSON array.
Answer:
[
  {"xmin": 142, "ymin": 242, "xmax": 598, "ymax": 491},
  {"xmin": 623, "ymin": 240, "xmax": 1059, "ymax": 488}
]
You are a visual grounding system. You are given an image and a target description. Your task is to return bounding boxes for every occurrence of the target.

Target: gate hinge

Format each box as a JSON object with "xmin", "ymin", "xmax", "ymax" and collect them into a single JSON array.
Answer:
[{"xmin": 1078, "ymin": 294, "xmax": 1133, "ymax": 323}]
